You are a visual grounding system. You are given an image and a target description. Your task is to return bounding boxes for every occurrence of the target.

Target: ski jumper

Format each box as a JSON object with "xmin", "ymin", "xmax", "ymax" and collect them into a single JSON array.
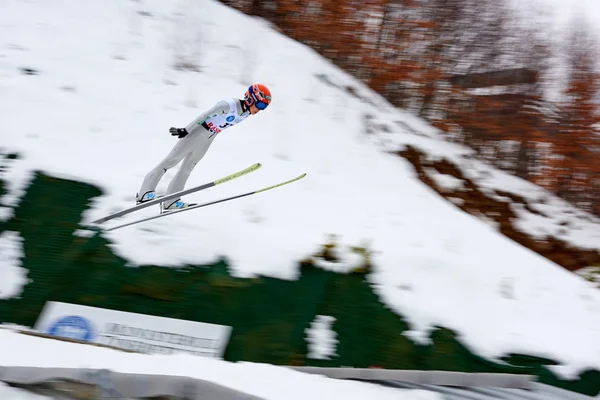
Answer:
[{"xmin": 138, "ymin": 98, "xmax": 250, "ymax": 200}]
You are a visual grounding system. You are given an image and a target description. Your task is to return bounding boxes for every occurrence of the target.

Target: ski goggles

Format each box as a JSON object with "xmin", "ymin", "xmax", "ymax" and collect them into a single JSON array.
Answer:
[
  {"xmin": 254, "ymin": 99, "xmax": 269, "ymax": 110},
  {"xmin": 245, "ymin": 88, "xmax": 270, "ymax": 110}
]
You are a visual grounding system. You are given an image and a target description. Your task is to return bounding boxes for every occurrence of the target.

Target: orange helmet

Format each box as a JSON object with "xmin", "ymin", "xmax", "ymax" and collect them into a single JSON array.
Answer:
[{"xmin": 244, "ymin": 83, "xmax": 272, "ymax": 110}]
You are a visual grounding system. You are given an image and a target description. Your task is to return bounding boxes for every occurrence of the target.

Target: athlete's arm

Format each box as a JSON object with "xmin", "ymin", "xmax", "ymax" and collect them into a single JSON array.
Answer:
[
  {"xmin": 169, "ymin": 100, "xmax": 231, "ymax": 139},
  {"xmin": 185, "ymin": 100, "xmax": 231, "ymax": 133}
]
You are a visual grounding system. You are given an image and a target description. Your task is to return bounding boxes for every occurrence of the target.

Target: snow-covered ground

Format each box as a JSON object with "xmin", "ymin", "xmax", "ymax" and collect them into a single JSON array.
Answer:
[
  {"xmin": 0, "ymin": 329, "xmax": 440, "ymax": 400},
  {"xmin": 365, "ymin": 106, "xmax": 600, "ymax": 250},
  {"xmin": 305, "ymin": 315, "xmax": 338, "ymax": 360},
  {"xmin": 0, "ymin": 231, "xmax": 27, "ymax": 299},
  {"xmin": 1, "ymin": 0, "xmax": 600, "ymax": 382}
]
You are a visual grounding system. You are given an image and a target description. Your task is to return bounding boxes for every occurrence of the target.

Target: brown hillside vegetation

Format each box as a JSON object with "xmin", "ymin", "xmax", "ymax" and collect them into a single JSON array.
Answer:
[{"xmin": 398, "ymin": 145, "xmax": 600, "ymax": 271}]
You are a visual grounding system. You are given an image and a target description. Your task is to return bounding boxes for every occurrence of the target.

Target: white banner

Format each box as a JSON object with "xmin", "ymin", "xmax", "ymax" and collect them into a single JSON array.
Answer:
[{"xmin": 33, "ymin": 301, "xmax": 232, "ymax": 359}]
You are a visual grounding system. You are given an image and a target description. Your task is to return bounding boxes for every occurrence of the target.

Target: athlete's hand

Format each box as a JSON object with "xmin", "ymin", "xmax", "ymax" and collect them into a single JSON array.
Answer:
[{"xmin": 169, "ymin": 127, "xmax": 189, "ymax": 138}]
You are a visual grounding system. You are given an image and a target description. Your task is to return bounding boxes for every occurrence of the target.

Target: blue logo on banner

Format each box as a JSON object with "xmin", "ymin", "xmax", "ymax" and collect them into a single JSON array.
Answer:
[
  {"xmin": 45, "ymin": 315, "xmax": 96, "ymax": 342},
  {"xmin": 226, "ymin": 115, "xmax": 235, "ymax": 122}
]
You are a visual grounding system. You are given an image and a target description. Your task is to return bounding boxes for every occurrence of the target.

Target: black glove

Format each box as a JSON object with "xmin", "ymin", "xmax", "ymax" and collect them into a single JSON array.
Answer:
[{"xmin": 169, "ymin": 127, "xmax": 189, "ymax": 138}]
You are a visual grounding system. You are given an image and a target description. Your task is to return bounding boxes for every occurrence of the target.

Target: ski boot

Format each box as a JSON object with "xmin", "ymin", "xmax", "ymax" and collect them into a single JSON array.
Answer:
[
  {"xmin": 136, "ymin": 191, "xmax": 157, "ymax": 205},
  {"xmin": 160, "ymin": 199, "xmax": 197, "ymax": 213}
]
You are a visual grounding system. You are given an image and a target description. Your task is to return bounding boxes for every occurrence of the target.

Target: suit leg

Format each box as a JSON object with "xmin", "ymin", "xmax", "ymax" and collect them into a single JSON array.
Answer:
[
  {"xmin": 164, "ymin": 142, "xmax": 211, "ymax": 198},
  {"xmin": 137, "ymin": 135, "xmax": 197, "ymax": 197}
]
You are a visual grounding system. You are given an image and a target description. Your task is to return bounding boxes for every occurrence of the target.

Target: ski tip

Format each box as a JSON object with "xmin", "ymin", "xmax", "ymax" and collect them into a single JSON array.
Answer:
[
  {"xmin": 255, "ymin": 172, "xmax": 307, "ymax": 194},
  {"xmin": 292, "ymin": 173, "xmax": 307, "ymax": 181}
]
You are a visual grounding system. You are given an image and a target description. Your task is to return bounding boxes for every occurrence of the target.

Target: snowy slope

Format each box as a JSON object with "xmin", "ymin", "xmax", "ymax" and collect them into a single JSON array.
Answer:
[
  {"xmin": 0, "ymin": 329, "xmax": 440, "ymax": 400},
  {"xmin": 362, "ymin": 105, "xmax": 600, "ymax": 251},
  {"xmin": 1, "ymin": 0, "xmax": 600, "ymax": 380}
]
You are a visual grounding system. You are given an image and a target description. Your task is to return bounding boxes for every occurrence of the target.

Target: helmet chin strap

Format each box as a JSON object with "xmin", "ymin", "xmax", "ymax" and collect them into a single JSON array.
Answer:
[{"xmin": 240, "ymin": 99, "xmax": 251, "ymax": 113}]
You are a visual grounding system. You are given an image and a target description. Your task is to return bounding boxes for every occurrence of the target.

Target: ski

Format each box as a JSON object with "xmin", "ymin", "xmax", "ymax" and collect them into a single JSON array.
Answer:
[
  {"xmin": 103, "ymin": 172, "xmax": 307, "ymax": 232},
  {"xmin": 90, "ymin": 163, "xmax": 262, "ymax": 225}
]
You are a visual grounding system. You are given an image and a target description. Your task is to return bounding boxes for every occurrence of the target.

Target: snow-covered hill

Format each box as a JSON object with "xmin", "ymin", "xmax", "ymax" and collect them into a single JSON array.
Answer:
[{"xmin": 1, "ymin": 0, "xmax": 600, "ymax": 381}]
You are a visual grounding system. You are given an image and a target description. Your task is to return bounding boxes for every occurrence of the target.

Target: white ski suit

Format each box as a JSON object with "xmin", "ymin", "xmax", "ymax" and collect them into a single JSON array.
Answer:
[{"xmin": 137, "ymin": 98, "xmax": 251, "ymax": 203}]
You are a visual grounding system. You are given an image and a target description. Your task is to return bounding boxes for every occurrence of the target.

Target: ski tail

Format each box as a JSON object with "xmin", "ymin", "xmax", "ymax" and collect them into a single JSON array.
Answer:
[
  {"xmin": 213, "ymin": 163, "xmax": 263, "ymax": 186},
  {"xmin": 103, "ymin": 173, "xmax": 307, "ymax": 232},
  {"xmin": 90, "ymin": 163, "xmax": 262, "ymax": 225}
]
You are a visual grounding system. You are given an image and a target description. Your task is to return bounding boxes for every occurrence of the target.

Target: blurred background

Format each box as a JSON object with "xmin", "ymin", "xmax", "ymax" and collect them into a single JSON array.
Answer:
[
  {"xmin": 223, "ymin": 0, "xmax": 600, "ymax": 215},
  {"xmin": 0, "ymin": 0, "xmax": 599, "ymax": 399}
]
